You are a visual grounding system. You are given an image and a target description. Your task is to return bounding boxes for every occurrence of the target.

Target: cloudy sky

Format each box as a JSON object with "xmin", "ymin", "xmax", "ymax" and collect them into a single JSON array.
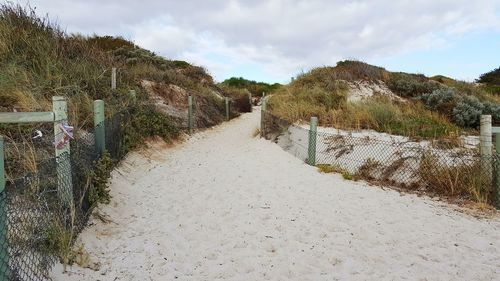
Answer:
[{"xmin": 24, "ymin": 0, "xmax": 500, "ymax": 83}]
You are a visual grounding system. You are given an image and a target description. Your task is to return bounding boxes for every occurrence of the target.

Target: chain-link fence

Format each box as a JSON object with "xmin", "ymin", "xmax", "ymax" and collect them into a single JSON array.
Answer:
[
  {"xmin": 0, "ymin": 108, "xmax": 130, "ymax": 280},
  {"xmin": 262, "ymin": 110, "xmax": 500, "ymax": 206},
  {"xmin": 0, "ymin": 96, "xmax": 243, "ymax": 280}
]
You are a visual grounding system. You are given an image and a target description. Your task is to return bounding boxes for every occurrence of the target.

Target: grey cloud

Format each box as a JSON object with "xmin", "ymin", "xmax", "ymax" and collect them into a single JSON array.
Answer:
[{"xmin": 24, "ymin": 0, "xmax": 500, "ymax": 81}]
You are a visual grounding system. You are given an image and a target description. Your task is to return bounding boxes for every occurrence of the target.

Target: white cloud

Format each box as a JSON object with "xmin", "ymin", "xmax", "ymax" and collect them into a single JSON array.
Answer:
[{"xmin": 23, "ymin": 0, "xmax": 500, "ymax": 82}]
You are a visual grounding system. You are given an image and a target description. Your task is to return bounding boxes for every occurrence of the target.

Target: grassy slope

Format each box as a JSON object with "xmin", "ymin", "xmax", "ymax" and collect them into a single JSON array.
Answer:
[
  {"xmin": 0, "ymin": 4, "xmax": 228, "ymax": 143},
  {"xmin": 268, "ymin": 60, "xmax": 500, "ymax": 139}
]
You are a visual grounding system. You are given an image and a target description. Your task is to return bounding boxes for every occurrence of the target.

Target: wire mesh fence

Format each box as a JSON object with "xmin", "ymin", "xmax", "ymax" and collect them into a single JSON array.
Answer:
[
  {"xmin": 0, "ymin": 109, "xmax": 129, "ymax": 280},
  {"xmin": 261, "ymin": 110, "xmax": 500, "ymax": 206}
]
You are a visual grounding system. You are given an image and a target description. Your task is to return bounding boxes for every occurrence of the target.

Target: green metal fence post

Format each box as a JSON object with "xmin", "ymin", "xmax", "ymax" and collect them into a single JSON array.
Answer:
[
  {"xmin": 248, "ymin": 92, "xmax": 252, "ymax": 112},
  {"xmin": 53, "ymin": 96, "xmax": 73, "ymax": 207},
  {"xmin": 94, "ymin": 100, "xmax": 105, "ymax": 156},
  {"xmin": 225, "ymin": 97, "xmax": 230, "ymax": 121},
  {"xmin": 308, "ymin": 117, "xmax": 318, "ymax": 166},
  {"xmin": 188, "ymin": 96, "xmax": 193, "ymax": 134},
  {"xmin": 495, "ymin": 131, "xmax": 500, "ymax": 208},
  {"xmin": 129, "ymin": 90, "xmax": 137, "ymax": 103},
  {"xmin": 0, "ymin": 136, "xmax": 10, "ymax": 280},
  {"xmin": 260, "ymin": 96, "xmax": 267, "ymax": 137},
  {"xmin": 111, "ymin": 67, "xmax": 117, "ymax": 90}
]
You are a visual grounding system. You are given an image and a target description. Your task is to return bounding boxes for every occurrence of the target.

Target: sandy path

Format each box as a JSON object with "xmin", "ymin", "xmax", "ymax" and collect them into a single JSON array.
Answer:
[{"xmin": 52, "ymin": 109, "xmax": 500, "ymax": 281}]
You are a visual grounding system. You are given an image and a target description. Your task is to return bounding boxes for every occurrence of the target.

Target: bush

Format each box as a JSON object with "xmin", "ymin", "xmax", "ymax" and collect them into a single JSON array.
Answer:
[
  {"xmin": 420, "ymin": 88, "xmax": 500, "ymax": 128},
  {"xmin": 452, "ymin": 96, "xmax": 485, "ymax": 127},
  {"xmin": 219, "ymin": 77, "xmax": 281, "ymax": 97},
  {"xmin": 219, "ymin": 85, "xmax": 252, "ymax": 113},
  {"xmin": 388, "ymin": 73, "xmax": 442, "ymax": 97},
  {"xmin": 89, "ymin": 152, "xmax": 114, "ymax": 205},
  {"xmin": 122, "ymin": 105, "xmax": 180, "ymax": 154},
  {"xmin": 420, "ymin": 88, "xmax": 459, "ymax": 117},
  {"xmin": 477, "ymin": 67, "xmax": 500, "ymax": 85}
]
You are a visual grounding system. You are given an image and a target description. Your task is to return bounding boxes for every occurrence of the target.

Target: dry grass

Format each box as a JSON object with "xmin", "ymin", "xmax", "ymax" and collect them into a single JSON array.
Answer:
[
  {"xmin": 316, "ymin": 163, "xmax": 354, "ymax": 180},
  {"xmin": 252, "ymin": 127, "xmax": 260, "ymax": 138},
  {"xmin": 353, "ymin": 158, "xmax": 381, "ymax": 181},
  {"xmin": 417, "ymin": 151, "xmax": 489, "ymax": 203},
  {"xmin": 317, "ymin": 163, "xmax": 344, "ymax": 173}
]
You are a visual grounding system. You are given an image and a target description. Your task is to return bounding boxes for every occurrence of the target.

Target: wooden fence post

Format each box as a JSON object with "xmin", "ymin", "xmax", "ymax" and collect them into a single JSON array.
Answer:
[
  {"xmin": 225, "ymin": 97, "xmax": 230, "ymax": 121},
  {"xmin": 188, "ymin": 96, "xmax": 193, "ymax": 134},
  {"xmin": 111, "ymin": 67, "xmax": 117, "ymax": 90},
  {"xmin": 53, "ymin": 96, "xmax": 73, "ymax": 207},
  {"xmin": 0, "ymin": 136, "xmax": 10, "ymax": 280},
  {"xmin": 308, "ymin": 117, "xmax": 318, "ymax": 166},
  {"xmin": 94, "ymin": 100, "xmax": 105, "ymax": 156}
]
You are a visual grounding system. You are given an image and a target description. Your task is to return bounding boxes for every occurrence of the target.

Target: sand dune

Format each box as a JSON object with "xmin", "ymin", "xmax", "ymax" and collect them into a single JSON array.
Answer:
[{"xmin": 51, "ymin": 108, "xmax": 500, "ymax": 281}]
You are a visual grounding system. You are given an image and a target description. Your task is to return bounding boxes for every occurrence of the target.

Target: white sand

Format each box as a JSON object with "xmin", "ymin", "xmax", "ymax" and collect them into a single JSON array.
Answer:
[
  {"xmin": 277, "ymin": 124, "xmax": 480, "ymax": 185},
  {"xmin": 51, "ymin": 108, "xmax": 500, "ymax": 280}
]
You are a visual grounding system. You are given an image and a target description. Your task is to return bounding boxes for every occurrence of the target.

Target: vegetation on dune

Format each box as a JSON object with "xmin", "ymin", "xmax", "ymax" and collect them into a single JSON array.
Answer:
[
  {"xmin": 477, "ymin": 66, "xmax": 500, "ymax": 85},
  {"xmin": 219, "ymin": 77, "xmax": 281, "ymax": 97},
  {"xmin": 0, "ymin": 4, "xmax": 226, "ymax": 131},
  {"xmin": 0, "ymin": 3, "xmax": 237, "ymax": 263},
  {"xmin": 477, "ymin": 66, "xmax": 500, "ymax": 95},
  {"xmin": 267, "ymin": 60, "xmax": 500, "ymax": 139},
  {"xmin": 218, "ymin": 84, "xmax": 252, "ymax": 113}
]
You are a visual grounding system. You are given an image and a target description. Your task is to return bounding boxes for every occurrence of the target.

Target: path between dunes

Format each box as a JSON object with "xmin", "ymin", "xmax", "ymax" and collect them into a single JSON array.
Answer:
[{"xmin": 52, "ymin": 108, "xmax": 500, "ymax": 281}]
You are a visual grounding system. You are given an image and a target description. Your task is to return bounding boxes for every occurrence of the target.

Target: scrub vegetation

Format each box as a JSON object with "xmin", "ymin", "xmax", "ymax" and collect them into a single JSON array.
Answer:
[{"xmin": 267, "ymin": 60, "xmax": 500, "ymax": 139}]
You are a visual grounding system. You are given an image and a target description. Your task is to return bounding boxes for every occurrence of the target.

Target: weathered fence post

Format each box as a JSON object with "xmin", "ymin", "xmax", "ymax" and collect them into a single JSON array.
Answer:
[
  {"xmin": 308, "ymin": 117, "xmax": 318, "ymax": 166},
  {"xmin": 94, "ymin": 100, "xmax": 105, "ymax": 156},
  {"xmin": 248, "ymin": 92, "xmax": 252, "ymax": 112},
  {"xmin": 480, "ymin": 115, "xmax": 492, "ymax": 157},
  {"xmin": 0, "ymin": 136, "xmax": 10, "ymax": 280},
  {"xmin": 129, "ymin": 90, "xmax": 137, "ymax": 103},
  {"xmin": 111, "ymin": 67, "xmax": 117, "ymax": 90},
  {"xmin": 492, "ymin": 121, "xmax": 500, "ymax": 208},
  {"xmin": 260, "ymin": 95, "xmax": 267, "ymax": 137},
  {"xmin": 497, "ymin": 137, "xmax": 500, "ymax": 208},
  {"xmin": 53, "ymin": 96, "xmax": 73, "ymax": 207},
  {"xmin": 480, "ymin": 115, "xmax": 493, "ymax": 203},
  {"xmin": 188, "ymin": 96, "xmax": 193, "ymax": 134},
  {"xmin": 225, "ymin": 97, "xmax": 230, "ymax": 121}
]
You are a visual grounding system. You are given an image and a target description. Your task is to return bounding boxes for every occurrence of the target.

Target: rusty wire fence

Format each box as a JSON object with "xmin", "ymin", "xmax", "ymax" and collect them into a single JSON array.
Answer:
[{"xmin": 261, "ymin": 110, "xmax": 500, "ymax": 207}]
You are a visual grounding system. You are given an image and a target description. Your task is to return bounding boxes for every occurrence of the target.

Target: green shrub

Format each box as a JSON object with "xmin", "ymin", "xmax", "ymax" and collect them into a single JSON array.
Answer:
[
  {"xmin": 220, "ymin": 77, "xmax": 281, "ymax": 97},
  {"xmin": 89, "ymin": 152, "xmax": 114, "ymax": 205},
  {"xmin": 219, "ymin": 85, "xmax": 252, "ymax": 113},
  {"xmin": 122, "ymin": 105, "xmax": 180, "ymax": 154},
  {"xmin": 477, "ymin": 66, "xmax": 500, "ymax": 85},
  {"xmin": 421, "ymin": 88, "xmax": 500, "ymax": 128},
  {"xmin": 452, "ymin": 96, "xmax": 485, "ymax": 127},
  {"xmin": 388, "ymin": 73, "xmax": 442, "ymax": 97},
  {"xmin": 420, "ymin": 88, "xmax": 459, "ymax": 117}
]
